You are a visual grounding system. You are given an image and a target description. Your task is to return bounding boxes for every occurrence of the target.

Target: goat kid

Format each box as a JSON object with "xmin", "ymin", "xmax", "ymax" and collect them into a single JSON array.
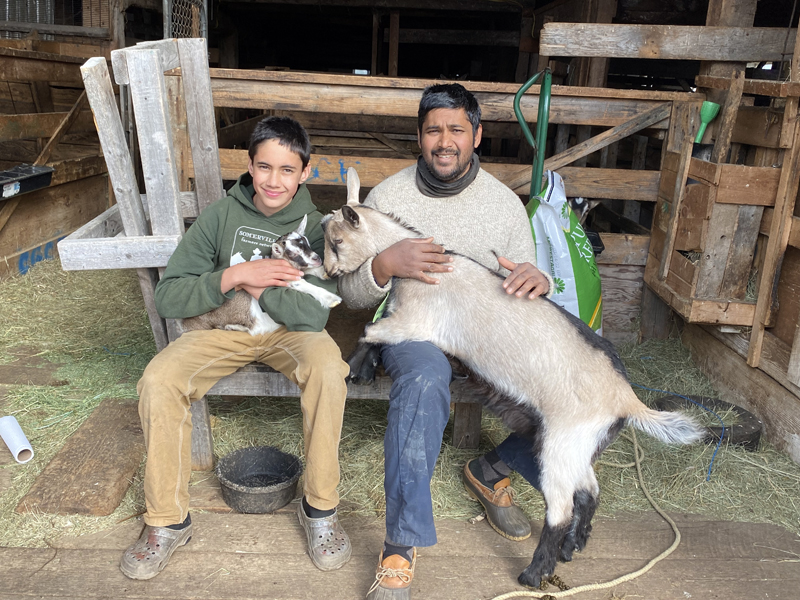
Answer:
[
  {"xmin": 181, "ymin": 215, "xmax": 341, "ymax": 335},
  {"xmin": 322, "ymin": 168, "xmax": 704, "ymax": 589}
]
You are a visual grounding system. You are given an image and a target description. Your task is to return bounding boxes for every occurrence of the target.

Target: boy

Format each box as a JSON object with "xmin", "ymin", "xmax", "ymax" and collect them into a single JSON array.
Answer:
[{"xmin": 120, "ymin": 117, "xmax": 351, "ymax": 580}]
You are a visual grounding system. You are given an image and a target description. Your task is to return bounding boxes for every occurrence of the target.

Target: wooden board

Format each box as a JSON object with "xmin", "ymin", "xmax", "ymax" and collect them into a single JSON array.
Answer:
[
  {"xmin": 540, "ymin": 23, "xmax": 796, "ymax": 62},
  {"xmin": 0, "ymin": 174, "xmax": 108, "ymax": 278},
  {"xmin": 2, "ymin": 511, "xmax": 798, "ymax": 600},
  {"xmin": 0, "ymin": 111, "xmax": 96, "ymax": 143},
  {"xmin": 0, "ymin": 47, "xmax": 85, "ymax": 84},
  {"xmin": 599, "ymin": 264, "xmax": 644, "ymax": 346},
  {"xmin": 214, "ymin": 149, "xmax": 661, "ymax": 201},
  {"xmin": 16, "ymin": 398, "xmax": 145, "ymax": 516},
  {"xmin": 682, "ymin": 324, "xmax": 800, "ymax": 464}
]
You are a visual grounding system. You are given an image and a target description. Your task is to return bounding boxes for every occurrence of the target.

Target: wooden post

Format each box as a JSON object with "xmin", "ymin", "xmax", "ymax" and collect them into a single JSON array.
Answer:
[
  {"xmin": 388, "ymin": 11, "xmax": 399, "ymax": 77},
  {"xmin": 371, "ymin": 10, "xmax": 380, "ymax": 76},
  {"xmin": 452, "ymin": 403, "xmax": 482, "ymax": 449}
]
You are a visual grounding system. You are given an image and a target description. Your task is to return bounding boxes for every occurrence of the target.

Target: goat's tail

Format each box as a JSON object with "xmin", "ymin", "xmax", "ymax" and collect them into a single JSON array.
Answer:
[{"xmin": 627, "ymin": 407, "xmax": 705, "ymax": 445}]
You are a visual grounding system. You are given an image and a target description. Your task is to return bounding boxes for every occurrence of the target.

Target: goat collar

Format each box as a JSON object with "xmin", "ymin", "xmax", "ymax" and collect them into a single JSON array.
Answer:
[{"xmin": 415, "ymin": 154, "xmax": 480, "ymax": 198}]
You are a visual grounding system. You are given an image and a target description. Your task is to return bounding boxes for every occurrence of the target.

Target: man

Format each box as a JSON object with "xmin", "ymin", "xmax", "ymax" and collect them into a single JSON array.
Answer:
[{"xmin": 338, "ymin": 83, "xmax": 553, "ymax": 599}]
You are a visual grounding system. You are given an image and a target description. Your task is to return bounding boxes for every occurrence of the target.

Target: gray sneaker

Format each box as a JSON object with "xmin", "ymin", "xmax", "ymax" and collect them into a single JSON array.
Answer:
[
  {"xmin": 296, "ymin": 501, "xmax": 352, "ymax": 571},
  {"xmin": 120, "ymin": 523, "xmax": 193, "ymax": 580}
]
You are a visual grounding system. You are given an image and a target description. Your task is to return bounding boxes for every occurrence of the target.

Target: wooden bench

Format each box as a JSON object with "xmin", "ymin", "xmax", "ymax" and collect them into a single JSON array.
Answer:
[{"xmin": 57, "ymin": 38, "xmax": 484, "ymax": 471}]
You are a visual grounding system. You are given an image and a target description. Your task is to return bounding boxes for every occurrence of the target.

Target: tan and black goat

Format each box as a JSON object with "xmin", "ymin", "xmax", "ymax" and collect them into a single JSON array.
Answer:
[{"xmin": 322, "ymin": 168, "xmax": 703, "ymax": 588}]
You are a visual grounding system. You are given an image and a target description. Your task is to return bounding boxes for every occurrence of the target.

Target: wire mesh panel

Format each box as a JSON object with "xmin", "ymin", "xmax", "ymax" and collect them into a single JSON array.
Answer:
[
  {"xmin": 1, "ymin": 0, "xmax": 105, "ymax": 39},
  {"xmin": 163, "ymin": 0, "xmax": 206, "ymax": 39}
]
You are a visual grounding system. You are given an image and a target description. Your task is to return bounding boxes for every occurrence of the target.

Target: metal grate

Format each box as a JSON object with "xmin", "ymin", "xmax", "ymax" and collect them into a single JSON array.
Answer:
[
  {"xmin": 164, "ymin": 0, "xmax": 206, "ymax": 39},
  {"xmin": 1, "ymin": 0, "xmax": 104, "ymax": 39}
]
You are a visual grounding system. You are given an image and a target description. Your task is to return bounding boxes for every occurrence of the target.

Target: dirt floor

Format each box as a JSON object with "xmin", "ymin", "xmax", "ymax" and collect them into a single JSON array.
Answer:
[{"xmin": 1, "ymin": 346, "xmax": 799, "ymax": 599}]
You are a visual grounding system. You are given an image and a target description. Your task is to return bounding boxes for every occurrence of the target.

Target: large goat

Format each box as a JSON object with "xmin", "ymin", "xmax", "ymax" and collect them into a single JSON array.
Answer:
[
  {"xmin": 322, "ymin": 168, "xmax": 703, "ymax": 588},
  {"xmin": 181, "ymin": 215, "xmax": 341, "ymax": 335}
]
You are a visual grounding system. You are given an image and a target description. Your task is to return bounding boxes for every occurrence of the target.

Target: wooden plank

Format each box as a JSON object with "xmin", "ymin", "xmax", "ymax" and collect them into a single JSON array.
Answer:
[
  {"xmin": 683, "ymin": 324, "xmax": 800, "ymax": 463},
  {"xmin": 0, "ymin": 51, "xmax": 84, "ymax": 85},
  {"xmin": 658, "ymin": 137, "xmax": 694, "ymax": 280},
  {"xmin": 540, "ymin": 23, "xmax": 796, "ymax": 62},
  {"xmin": 177, "ymin": 38, "xmax": 224, "ymax": 212},
  {"xmin": 57, "ymin": 234, "xmax": 182, "ymax": 270},
  {"xmin": 731, "ymin": 106, "xmax": 784, "ymax": 149},
  {"xmin": 15, "ymin": 398, "xmax": 145, "ymax": 516},
  {"xmin": 1, "ymin": 175, "xmax": 108, "ymax": 266},
  {"xmin": 124, "ymin": 48, "xmax": 184, "ymax": 237},
  {"xmin": 191, "ymin": 397, "xmax": 215, "ymax": 471},
  {"xmin": 0, "ymin": 21, "xmax": 109, "ymax": 39},
  {"xmin": 639, "ymin": 284, "xmax": 674, "ymax": 341},
  {"xmin": 711, "ymin": 69, "xmax": 745, "ymax": 164},
  {"xmin": 110, "ymin": 39, "xmax": 180, "ymax": 86},
  {"xmin": 674, "ymin": 184, "xmax": 710, "ymax": 251},
  {"xmin": 215, "ymin": 149, "xmax": 662, "ymax": 201},
  {"xmin": 749, "ymin": 119, "xmax": 800, "ymax": 368},
  {"xmin": 207, "ymin": 73, "xmax": 681, "ymax": 128},
  {"xmin": 0, "ymin": 111, "xmax": 96, "ymax": 143},
  {"xmin": 388, "ymin": 11, "xmax": 399, "ymax": 77},
  {"xmin": 771, "ymin": 246, "xmax": 800, "ymax": 347},
  {"xmin": 505, "ymin": 103, "xmax": 673, "ymax": 191},
  {"xmin": 599, "ymin": 263, "xmax": 645, "ymax": 346},
  {"xmin": 594, "ymin": 233, "xmax": 650, "ymax": 266},
  {"xmin": 452, "ymin": 403, "xmax": 482, "ymax": 449},
  {"xmin": 80, "ymin": 57, "xmax": 149, "ymax": 238},
  {"xmin": 49, "ymin": 154, "xmax": 108, "ymax": 186},
  {"xmin": 695, "ymin": 74, "xmax": 800, "ymax": 98}
]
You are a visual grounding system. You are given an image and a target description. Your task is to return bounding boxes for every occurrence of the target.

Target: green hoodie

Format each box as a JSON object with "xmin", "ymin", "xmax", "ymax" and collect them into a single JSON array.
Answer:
[{"xmin": 154, "ymin": 173, "xmax": 338, "ymax": 332}]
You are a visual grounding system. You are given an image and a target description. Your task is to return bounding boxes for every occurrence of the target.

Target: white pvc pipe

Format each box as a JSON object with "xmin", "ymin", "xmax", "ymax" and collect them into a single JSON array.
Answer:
[{"xmin": 0, "ymin": 416, "xmax": 34, "ymax": 464}]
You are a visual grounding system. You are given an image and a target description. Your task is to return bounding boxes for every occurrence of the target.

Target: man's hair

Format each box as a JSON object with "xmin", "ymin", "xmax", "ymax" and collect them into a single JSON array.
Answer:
[
  {"xmin": 417, "ymin": 83, "xmax": 481, "ymax": 134},
  {"xmin": 248, "ymin": 116, "xmax": 312, "ymax": 167}
]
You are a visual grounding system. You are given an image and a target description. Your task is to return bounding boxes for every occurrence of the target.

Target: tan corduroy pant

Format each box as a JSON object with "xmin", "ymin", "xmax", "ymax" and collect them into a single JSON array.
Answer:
[{"xmin": 137, "ymin": 327, "xmax": 349, "ymax": 527}]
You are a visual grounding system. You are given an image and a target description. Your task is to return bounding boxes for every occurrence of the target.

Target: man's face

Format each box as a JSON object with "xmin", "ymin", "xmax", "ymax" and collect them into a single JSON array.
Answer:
[
  {"xmin": 248, "ymin": 139, "xmax": 311, "ymax": 217},
  {"xmin": 418, "ymin": 108, "xmax": 483, "ymax": 183}
]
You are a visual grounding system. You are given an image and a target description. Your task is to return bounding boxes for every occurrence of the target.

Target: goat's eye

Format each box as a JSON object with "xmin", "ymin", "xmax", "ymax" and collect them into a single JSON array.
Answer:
[{"xmin": 334, "ymin": 238, "xmax": 343, "ymax": 246}]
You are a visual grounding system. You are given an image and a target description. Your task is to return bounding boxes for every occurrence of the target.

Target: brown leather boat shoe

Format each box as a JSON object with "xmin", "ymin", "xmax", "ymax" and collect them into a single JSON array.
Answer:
[
  {"xmin": 366, "ymin": 548, "xmax": 417, "ymax": 600},
  {"xmin": 463, "ymin": 460, "xmax": 532, "ymax": 541}
]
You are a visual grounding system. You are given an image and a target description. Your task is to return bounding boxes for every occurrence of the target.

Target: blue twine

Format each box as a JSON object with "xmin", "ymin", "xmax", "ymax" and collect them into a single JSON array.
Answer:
[
  {"xmin": 630, "ymin": 382, "xmax": 724, "ymax": 481},
  {"xmin": 103, "ymin": 347, "xmax": 132, "ymax": 356}
]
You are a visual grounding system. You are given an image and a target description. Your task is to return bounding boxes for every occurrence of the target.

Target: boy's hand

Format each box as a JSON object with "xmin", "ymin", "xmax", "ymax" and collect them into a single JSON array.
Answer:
[
  {"xmin": 372, "ymin": 237, "xmax": 454, "ymax": 286},
  {"xmin": 498, "ymin": 256, "xmax": 549, "ymax": 299},
  {"xmin": 221, "ymin": 258, "xmax": 303, "ymax": 294}
]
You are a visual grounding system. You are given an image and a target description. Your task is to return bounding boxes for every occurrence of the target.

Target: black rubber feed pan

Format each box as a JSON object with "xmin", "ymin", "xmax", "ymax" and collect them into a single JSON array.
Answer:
[
  {"xmin": 654, "ymin": 395, "xmax": 763, "ymax": 451},
  {"xmin": 216, "ymin": 446, "xmax": 302, "ymax": 513}
]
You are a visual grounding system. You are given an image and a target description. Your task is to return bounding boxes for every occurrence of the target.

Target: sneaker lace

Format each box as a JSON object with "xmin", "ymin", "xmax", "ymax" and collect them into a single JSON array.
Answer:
[{"xmin": 492, "ymin": 484, "xmax": 516, "ymax": 503}]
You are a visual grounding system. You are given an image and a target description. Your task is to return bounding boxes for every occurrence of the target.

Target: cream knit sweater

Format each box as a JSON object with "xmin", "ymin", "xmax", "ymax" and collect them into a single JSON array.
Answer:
[{"xmin": 339, "ymin": 164, "xmax": 554, "ymax": 309}]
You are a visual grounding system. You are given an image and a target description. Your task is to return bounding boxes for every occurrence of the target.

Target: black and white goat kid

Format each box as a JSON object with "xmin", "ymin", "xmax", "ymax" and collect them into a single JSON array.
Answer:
[
  {"xmin": 322, "ymin": 168, "xmax": 703, "ymax": 588},
  {"xmin": 181, "ymin": 215, "xmax": 341, "ymax": 335}
]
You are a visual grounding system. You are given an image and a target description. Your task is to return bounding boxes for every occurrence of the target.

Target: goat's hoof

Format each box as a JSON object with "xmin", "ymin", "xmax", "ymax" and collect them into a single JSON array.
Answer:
[
  {"xmin": 517, "ymin": 567, "xmax": 544, "ymax": 590},
  {"xmin": 328, "ymin": 299, "xmax": 342, "ymax": 308},
  {"xmin": 558, "ymin": 546, "xmax": 575, "ymax": 563}
]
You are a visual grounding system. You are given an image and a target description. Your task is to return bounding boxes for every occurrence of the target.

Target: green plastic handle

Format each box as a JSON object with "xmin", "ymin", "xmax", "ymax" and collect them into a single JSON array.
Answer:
[{"xmin": 514, "ymin": 68, "xmax": 552, "ymax": 199}]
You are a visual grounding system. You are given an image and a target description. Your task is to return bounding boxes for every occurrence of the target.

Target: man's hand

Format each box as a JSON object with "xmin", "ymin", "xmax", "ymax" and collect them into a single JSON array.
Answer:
[
  {"xmin": 221, "ymin": 258, "xmax": 303, "ymax": 294},
  {"xmin": 498, "ymin": 256, "xmax": 550, "ymax": 299},
  {"xmin": 372, "ymin": 237, "xmax": 454, "ymax": 286}
]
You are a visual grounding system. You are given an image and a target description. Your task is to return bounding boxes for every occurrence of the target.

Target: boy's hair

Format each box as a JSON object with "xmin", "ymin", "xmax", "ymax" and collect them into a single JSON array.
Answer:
[
  {"xmin": 248, "ymin": 116, "xmax": 312, "ymax": 167},
  {"xmin": 417, "ymin": 83, "xmax": 481, "ymax": 134}
]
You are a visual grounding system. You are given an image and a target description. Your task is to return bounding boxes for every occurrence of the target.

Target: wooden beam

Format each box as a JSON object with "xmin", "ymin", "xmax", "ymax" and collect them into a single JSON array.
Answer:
[
  {"xmin": 0, "ymin": 47, "xmax": 84, "ymax": 84},
  {"xmin": 214, "ymin": 149, "xmax": 661, "ymax": 201},
  {"xmin": 505, "ymin": 103, "xmax": 672, "ymax": 191},
  {"xmin": 34, "ymin": 90, "xmax": 88, "ymax": 167},
  {"xmin": 695, "ymin": 75, "xmax": 800, "ymax": 98},
  {"xmin": 0, "ymin": 111, "xmax": 96, "ymax": 142},
  {"xmin": 748, "ymin": 119, "xmax": 800, "ymax": 367},
  {"xmin": 388, "ymin": 11, "xmax": 399, "ymax": 77},
  {"xmin": 0, "ymin": 21, "xmax": 109, "ymax": 39},
  {"xmin": 219, "ymin": 0, "xmax": 520, "ymax": 10},
  {"xmin": 540, "ymin": 23, "xmax": 796, "ymax": 62}
]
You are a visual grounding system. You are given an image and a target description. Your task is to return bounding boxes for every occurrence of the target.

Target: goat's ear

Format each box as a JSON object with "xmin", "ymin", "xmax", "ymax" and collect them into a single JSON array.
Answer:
[
  {"xmin": 346, "ymin": 167, "xmax": 361, "ymax": 206},
  {"xmin": 271, "ymin": 243, "xmax": 285, "ymax": 259},
  {"xmin": 341, "ymin": 205, "xmax": 360, "ymax": 229},
  {"xmin": 296, "ymin": 214, "xmax": 308, "ymax": 236}
]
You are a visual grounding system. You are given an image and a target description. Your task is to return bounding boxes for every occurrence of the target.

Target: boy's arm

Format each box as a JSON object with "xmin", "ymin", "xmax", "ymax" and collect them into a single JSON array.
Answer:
[{"xmin": 155, "ymin": 213, "xmax": 233, "ymax": 319}]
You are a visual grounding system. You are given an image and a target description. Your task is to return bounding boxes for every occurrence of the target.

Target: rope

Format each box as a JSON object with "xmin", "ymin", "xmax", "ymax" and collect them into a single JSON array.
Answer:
[{"xmin": 489, "ymin": 429, "xmax": 683, "ymax": 600}]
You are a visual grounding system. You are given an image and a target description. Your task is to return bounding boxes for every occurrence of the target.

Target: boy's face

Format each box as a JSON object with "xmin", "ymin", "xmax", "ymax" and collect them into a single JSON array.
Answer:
[
  {"xmin": 248, "ymin": 139, "xmax": 311, "ymax": 217},
  {"xmin": 418, "ymin": 107, "xmax": 482, "ymax": 183}
]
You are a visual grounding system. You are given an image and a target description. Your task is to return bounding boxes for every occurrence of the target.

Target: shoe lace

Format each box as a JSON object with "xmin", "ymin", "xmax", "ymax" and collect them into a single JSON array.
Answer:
[
  {"xmin": 367, "ymin": 565, "xmax": 412, "ymax": 595},
  {"xmin": 492, "ymin": 484, "xmax": 516, "ymax": 503}
]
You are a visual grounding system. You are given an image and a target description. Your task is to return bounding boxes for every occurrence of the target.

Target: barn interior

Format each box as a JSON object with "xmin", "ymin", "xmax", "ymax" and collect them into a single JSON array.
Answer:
[{"xmin": 1, "ymin": 1, "xmax": 800, "ymax": 599}]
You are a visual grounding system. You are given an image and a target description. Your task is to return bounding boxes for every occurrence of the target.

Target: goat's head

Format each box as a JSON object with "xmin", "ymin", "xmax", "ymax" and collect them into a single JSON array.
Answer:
[
  {"xmin": 272, "ymin": 214, "xmax": 323, "ymax": 270},
  {"xmin": 321, "ymin": 168, "xmax": 375, "ymax": 277}
]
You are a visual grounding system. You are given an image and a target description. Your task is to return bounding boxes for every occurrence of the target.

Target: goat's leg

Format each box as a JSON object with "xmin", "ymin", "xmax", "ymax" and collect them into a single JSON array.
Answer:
[
  {"xmin": 559, "ymin": 487, "xmax": 598, "ymax": 563},
  {"xmin": 345, "ymin": 341, "xmax": 381, "ymax": 385}
]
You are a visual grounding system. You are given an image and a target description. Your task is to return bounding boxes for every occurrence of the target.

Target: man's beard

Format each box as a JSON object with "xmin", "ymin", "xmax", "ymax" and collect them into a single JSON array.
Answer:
[{"xmin": 424, "ymin": 149, "xmax": 472, "ymax": 182}]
